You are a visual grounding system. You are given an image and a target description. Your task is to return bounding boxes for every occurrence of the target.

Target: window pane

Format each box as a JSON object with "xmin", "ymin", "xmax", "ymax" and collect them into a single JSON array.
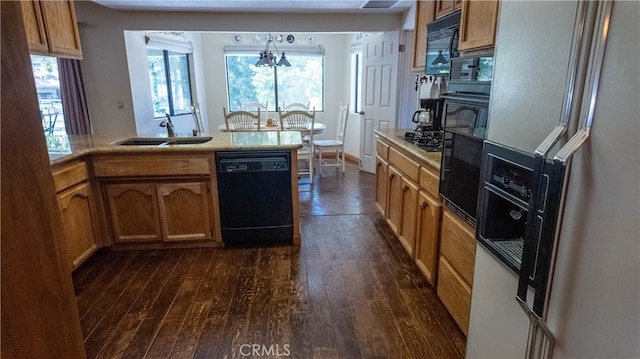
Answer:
[
  {"xmin": 277, "ymin": 56, "xmax": 324, "ymax": 111},
  {"xmin": 226, "ymin": 54, "xmax": 324, "ymax": 112},
  {"xmin": 147, "ymin": 49, "xmax": 169, "ymax": 118},
  {"xmin": 167, "ymin": 51, "xmax": 192, "ymax": 115},
  {"xmin": 226, "ymin": 55, "xmax": 275, "ymax": 111},
  {"xmin": 30, "ymin": 55, "xmax": 66, "ymax": 135}
]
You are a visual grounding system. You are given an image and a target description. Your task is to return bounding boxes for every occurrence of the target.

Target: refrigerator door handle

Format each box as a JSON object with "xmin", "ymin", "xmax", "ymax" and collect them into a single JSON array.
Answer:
[{"xmin": 554, "ymin": 0, "xmax": 613, "ymax": 163}]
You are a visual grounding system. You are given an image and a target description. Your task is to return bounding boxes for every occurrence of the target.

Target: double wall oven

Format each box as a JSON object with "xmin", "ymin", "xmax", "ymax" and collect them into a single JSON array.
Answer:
[{"xmin": 438, "ymin": 55, "xmax": 494, "ymax": 225}]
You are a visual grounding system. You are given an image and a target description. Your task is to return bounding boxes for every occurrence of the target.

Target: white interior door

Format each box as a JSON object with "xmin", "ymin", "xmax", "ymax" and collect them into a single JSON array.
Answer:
[{"xmin": 359, "ymin": 31, "xmax": 400, "ymax": 173}]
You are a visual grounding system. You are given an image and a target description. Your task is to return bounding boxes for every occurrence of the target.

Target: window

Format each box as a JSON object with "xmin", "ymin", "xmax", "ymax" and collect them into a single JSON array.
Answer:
[
  {"xmin": 147, "ymin": 49, "xmax": 193, "ymax": 118},
  {"xmin": 225, "ymin": 54, "xmax": 324, "ymax": 112},
  {"xmin": 350, "ymin": 51, "xmax": 363, "ymax": 113},
  {"xmin": 31, "ymin": 55, "xmax": 66, "ymax": 135}
]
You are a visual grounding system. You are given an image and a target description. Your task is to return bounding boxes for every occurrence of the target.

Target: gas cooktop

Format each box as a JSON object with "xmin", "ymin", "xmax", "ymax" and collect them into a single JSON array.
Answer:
[{"xmin": 399, "ymin": 131, "xmax": 443, "ymax": 152}]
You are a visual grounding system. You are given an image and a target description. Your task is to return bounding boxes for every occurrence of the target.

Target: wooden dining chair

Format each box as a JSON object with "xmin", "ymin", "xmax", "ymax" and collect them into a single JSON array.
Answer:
[
  {"xmin": 279, "ymin": 108, "xmax": 316, "ymax": 183},
  {"xmin": 223, "ymin": 107, "xmax": 260, "ymax": 131},
  {"xmin": 313, "ymin": 103, "xmax": 349, "ymax": 176},
  {"xmin": 281, "ymin": 101, "xmax": 310, "ymax": 112},
  {"xmin": 241, "ymin": 102, "xmax": 269, "ymax": 124}
]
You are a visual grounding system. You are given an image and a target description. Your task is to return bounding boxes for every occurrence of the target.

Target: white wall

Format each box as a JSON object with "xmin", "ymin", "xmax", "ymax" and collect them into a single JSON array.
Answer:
[{"xmin": 74, "ymin": 1, "xmax": 405, "ymax": 138}]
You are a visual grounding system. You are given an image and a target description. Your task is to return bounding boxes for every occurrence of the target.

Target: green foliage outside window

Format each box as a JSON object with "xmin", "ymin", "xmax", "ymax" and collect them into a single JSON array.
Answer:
[
  {"xmin": 226, "ymin": 55, "xmax": 324, "ymax": 112},
  {"xmin": 148, "ymin": 49, "xmax": 192, "ymax": 118}
]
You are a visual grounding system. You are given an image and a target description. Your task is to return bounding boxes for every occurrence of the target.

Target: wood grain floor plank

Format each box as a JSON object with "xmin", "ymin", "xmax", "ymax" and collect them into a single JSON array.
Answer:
[
  {"xmin": 119, "ymin": 249, "xmax": 200, "ymax": 359},
  {"xmin": 73, "ymin": 162, "xmax": 465, "ymax": 359},
  {"xmin": 83, "ymin": 252, "xmax": 155, "ymax": 357}
]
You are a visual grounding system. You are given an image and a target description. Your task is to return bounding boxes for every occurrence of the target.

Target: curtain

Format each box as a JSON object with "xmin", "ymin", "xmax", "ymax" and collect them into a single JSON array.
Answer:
[{"xmin": 58, "ymin": 58, "xmax": 92, "ymax": 135}]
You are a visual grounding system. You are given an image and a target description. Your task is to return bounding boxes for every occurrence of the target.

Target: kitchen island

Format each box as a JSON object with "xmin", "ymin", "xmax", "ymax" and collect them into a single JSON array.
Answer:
[{"xmin": 49, "ymin": 131, "xmax": 303, "ymax": 271}]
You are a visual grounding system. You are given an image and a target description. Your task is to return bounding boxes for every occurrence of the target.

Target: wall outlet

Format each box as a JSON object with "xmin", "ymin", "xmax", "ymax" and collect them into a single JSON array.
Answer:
[{"xmin": 117, "ymin": 100, "xmax": 124, "ymax": 109}]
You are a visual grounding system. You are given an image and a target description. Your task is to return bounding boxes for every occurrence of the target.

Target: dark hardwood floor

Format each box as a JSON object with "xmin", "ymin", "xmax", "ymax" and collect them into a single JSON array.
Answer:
[{"xmin": 73, "ymin": 161, "xmax": 466, "ymax": 358}]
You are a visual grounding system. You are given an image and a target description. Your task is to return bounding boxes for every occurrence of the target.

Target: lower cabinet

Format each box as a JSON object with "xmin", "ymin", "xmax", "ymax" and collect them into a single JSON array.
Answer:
[
  {"xmin": 415, "ymin": 190, "xmax": 442, "ymax": 284},
  {"xmin": 437, "ymin": 209, "xmax": 476, "ymax": 335},
  {"xmin": 105, "ymin": 183, "xmax": 162, "ymax": 242},
  {"xmin": 57, "ymin": 181, "xmax": 99, "ymax": 270},
  {"xmin": 105, "ymin": 181, "xmax": 213, "ymax": 243},
  {"xmin": 157, "ymin": 182, "xmax": 212, "ymax": 242},
  {"xmin": 386, "ymin": 165, "xmax": 404, "ymax": 235},
  {"xmin": 375, "ymin": 155, "xmax": 389, "ymax": 216},
  {"xmin": 398, "ymin": 176, "xmax": 420, "ymax": 257}
]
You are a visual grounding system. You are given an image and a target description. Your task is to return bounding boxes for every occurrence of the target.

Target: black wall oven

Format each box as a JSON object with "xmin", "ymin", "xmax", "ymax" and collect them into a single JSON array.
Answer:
[{"xmin": 438, "ymin": 94, "xmax": 489, "ymax": 225}]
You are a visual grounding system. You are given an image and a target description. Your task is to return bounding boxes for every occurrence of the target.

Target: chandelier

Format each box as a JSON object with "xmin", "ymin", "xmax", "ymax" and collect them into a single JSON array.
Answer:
[{"xmin": 255, "ymin": 35, "xmax": 291, "ymax": 68}]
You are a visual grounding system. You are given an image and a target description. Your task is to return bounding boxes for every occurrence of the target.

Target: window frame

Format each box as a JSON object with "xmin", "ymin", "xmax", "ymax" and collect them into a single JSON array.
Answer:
[
  {"xmin": 224, "ymin": 49, "xmax": 325, "ymax": 113},
  {"xmin": 148, "ymin": 49, "xmax": 193, "ymax": 118}
]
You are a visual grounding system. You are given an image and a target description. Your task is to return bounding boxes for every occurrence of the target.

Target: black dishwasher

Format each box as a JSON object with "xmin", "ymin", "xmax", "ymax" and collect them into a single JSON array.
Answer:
[{"xmin": 216, "ymin": 151, "xmax": 293, "ymax": 246}]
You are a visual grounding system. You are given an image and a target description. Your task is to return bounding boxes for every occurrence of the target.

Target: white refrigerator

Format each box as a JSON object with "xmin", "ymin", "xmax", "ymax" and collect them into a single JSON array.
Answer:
[{"xmin": 466, "ymin": 1, "xmax": 639, "ymax": 358}]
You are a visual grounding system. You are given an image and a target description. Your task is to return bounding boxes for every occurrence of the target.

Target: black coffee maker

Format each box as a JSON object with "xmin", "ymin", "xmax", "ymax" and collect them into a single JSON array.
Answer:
[{"xmin": 414, "ymin": 98, "xmax": 444, "ymax": 133}]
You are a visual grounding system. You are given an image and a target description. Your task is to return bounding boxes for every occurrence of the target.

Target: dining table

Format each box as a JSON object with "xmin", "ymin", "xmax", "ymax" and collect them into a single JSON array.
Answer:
[{"xmin": 217, "ymin": 122, "xmax": 326, "ymax": 134}]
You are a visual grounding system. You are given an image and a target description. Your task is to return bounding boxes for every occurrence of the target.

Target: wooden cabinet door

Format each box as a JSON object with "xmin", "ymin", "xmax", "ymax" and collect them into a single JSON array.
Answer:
[
  {"xmin": 459, "ymin": 0, "xmax": 500, "ymax": 51},
  {"xmin": 412, "ymin": 0, "xmax": 436, "ymax": 71},
  {"xmin": 39, "ymin": 0, "xmax": 82, "ymax": 58},
  {"xmin": 375, "ymin": 155, "xmax": 389, "ymax": 216},
  {"xmin": 415, "ymin": 190, "xmax": 442, "ymax": 285},
  {"xmin": 398, "ymin": 177, "xmax": 420, "ymax": 257},
  {"xmin": 57, "ymin": 181, "xmax": 98, "ymax": 270},
  {"xmin": 437, "ymin": 209, "xmax": 476, "ymax": 334},
  {"xmin": 157, "ymin": 182, "xmax": 212, "ymax": 242},
  {"xmin": 435, "ymin": 0, "xmax": 455, "ymax": 18},
  {"xmin": 437, "ymin": 256, "xmax": 472, "ymax": 335},
  {"xmin": 386, "ymin": 166, "xmax": 403, "ymax": 235},
  {"xmin": 20, "ymin": 0, "xmax": 48, "ymax": 53},
  {"xmin": 105, "ymin": 183, "xmax": 161, "ymax": 242}
]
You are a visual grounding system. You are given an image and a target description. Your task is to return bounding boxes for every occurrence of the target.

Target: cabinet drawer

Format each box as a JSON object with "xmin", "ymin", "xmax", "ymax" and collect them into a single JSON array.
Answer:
[
  {"xmin": 440, "ymin": 210, "xmax": 476, "ymax": 285},
  {"xmin": 419, "ymin": 166, "xmax": 439, "ymax": 197},
  {"xmin": 93, "ymin": 155, "xmax": 212, "ymax": 178},
  {"xmin": 52, "ymin": 160, "xmax": 88, "ymax": 192},
  {"xmin": 437, "ymin": 256, "xmax": 472, "ymax": 335},
  {"xmin": 388, "ymin": 147, "xmax": 420, "ymax": 183},
  {"xmin": 376, "ymin": 139, "xmax": 389, "ymax": 160}
]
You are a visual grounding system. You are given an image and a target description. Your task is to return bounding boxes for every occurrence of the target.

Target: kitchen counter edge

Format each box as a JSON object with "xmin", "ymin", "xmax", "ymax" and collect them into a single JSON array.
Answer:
[
  {"xmin": 48, "ymin": 132, "xmax": 305, "ymax": 166},
  {"xmin": 374, "ymin": 129, "xmax": 442, "ymax": 170}
]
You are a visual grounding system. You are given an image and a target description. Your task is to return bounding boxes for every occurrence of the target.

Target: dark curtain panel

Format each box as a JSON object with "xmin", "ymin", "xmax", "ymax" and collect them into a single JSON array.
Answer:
[{"xmin": 58, "ymin": 58, "xmax": 92, "ymax": 135}]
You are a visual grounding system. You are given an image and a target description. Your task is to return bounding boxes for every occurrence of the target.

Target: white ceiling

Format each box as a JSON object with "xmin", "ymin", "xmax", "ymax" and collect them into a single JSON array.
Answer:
[{"xmin": 91, "ymin": 0, "xmax": 414, "ymax": 13}]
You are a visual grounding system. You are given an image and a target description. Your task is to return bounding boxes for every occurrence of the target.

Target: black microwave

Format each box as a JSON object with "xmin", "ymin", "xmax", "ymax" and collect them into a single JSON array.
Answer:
[{"xmin": 424, "ymin": 10, "xmax": 461, "ymax": 76}]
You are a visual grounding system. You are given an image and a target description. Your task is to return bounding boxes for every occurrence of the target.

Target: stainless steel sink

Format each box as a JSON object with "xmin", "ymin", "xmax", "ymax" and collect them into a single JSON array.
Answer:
[
  {"xmin": 112, "ymin": 136, "xmax": 212, "ymax": 146},
  {"xmin": 113, "ymin": 138, "xmax": 170, "ymax": 146},
  {"xmin": 165, "ymin": 136, "xmax": 213, "ymax": 145}
]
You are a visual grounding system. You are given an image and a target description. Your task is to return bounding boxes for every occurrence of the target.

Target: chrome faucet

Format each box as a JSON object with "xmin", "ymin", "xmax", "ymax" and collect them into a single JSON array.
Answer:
[{"xmin": 159, "ymin": 113, "xmax": 176, "ymax": 137}]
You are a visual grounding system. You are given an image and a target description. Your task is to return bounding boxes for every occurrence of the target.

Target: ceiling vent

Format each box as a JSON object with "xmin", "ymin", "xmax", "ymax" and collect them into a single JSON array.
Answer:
[{"xmin": 362, "ymin": 0, "xmax": 399, "ymax": 9}]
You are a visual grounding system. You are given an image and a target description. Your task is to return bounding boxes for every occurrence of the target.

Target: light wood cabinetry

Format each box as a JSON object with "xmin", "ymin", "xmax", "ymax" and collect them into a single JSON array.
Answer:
[
  {"xmin": 377, "ymin": 136, "xmax": 442, "ymax": 268},
  {"xmin": 105, "ymin": 181, "xmax": 213, "ymax": 243},
  {"xmin": 398, "ymin": 176, "xmax": 420, "ymax": 256},
  {"xmin": 412, "ymin": 0, "xmax": 436, "ymax": 71},
  {"xmin": 105, "ymin": 183, "xmax": 162, "ymax": 243},
  {"xmin": 386, "ymin": 165, "xmax": 404, "ymax": 235},
  {"xmin": 94, "ymin": 154, "xmax": 216, "ymax": 245},
  {"xmin": 435, "ymin": 0, "xmax": 462, "ymax": 18},
  {"xmin": 375, "ymin": 138, "xmax": 390, "ymax": 215},
  {"xmin": 374, "ymin": 132, "xmax": 477, "ymax": 334},
  {"xmin": 437, "ymin": 209, "xmax": 476, "ymax": 335},
  {"xmin": 415, "ymin": 190, "xmax": 442, "ymax": 284},
  {"xmin": 52, "ymin": 160, "xmax": 99, "ymax": 270},
  {"xmin": 459, "ymin": 0, "xmax": 500, "ymax": 51},
  {"xmin": 157, "ymin": 182, "xmax": 212, "ymax": 242},
  {"xmin": 375, "ymin": 155, "xmax": 389, "ymax": 216},
  {"xmin": 57, "ymin": 182, "xmax": 99, "ymax": 269},
  {"xmin": 20, "ymin": 0, "xmax": 82, "ymax": 59}
]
